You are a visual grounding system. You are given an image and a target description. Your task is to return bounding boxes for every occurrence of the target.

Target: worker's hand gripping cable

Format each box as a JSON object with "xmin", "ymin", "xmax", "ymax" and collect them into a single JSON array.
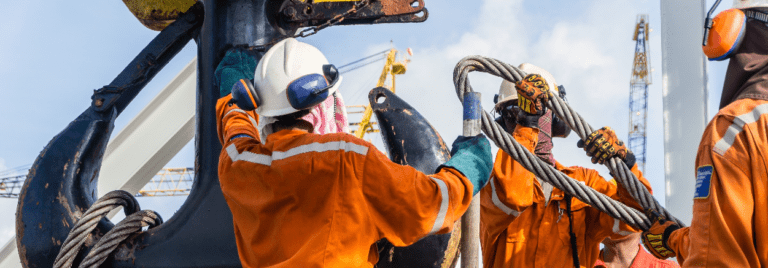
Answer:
[{"xmin": 453, "ymin": 55, "xmax": 683, "ymax": 230}]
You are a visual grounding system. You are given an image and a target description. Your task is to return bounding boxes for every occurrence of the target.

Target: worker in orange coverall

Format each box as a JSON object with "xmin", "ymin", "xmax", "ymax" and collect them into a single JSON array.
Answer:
[
  {"xmin": 213, "ymin": 38, "xmax": 493, "ymax": 268},
  {"xmin": 640, "ymin": 2, "xmax": 768, "ymax": 267},
  {"xmin": 480, "ymin": 64, "xmax": 653, "ymax": 268},
  {"xmin": 594, "ymin": 233, "xmax": 679, "ymax": 268}
]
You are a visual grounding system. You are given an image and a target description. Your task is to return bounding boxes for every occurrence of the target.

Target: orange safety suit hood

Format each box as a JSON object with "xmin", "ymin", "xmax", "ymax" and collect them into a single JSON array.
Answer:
[{"xmin": 720, "ymin": 18, "xmax": 768, "ymax": 109}]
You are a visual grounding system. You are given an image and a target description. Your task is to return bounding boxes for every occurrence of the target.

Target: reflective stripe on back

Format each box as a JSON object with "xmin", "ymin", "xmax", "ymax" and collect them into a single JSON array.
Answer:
[
  {"xmin": 428, "ymin": 177, "xmax": 450, "ymax": 235},
  {"xmin": 489, "ymin": 175, "xmax": 521, "ymax": 216},
  {"xmin": 225, "ymin": 141, "xmax": 369, "ymax": 166},
  {"xmin": 713, "ymin": 103, "xmax": 768, "ymax": 155}
]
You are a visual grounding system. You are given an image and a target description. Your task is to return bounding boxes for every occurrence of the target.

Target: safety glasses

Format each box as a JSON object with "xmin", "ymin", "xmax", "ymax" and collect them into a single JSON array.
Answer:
[{"xmin": 286, "ymin": 64, "xmax": 340, "ymax": 110}]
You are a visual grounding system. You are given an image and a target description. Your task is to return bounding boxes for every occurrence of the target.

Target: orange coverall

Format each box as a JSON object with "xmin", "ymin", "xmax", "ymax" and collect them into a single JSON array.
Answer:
[
  {"xmin": 480, "ymin": 125, "xmax": 652, "ymax": 268},
  {"xmin": 215, "ymin": 95, "xmax": 474, "ymax": 268},
  {"xmin": 593, "ymin": 244, "xmax": 680, "ymax": 268},
  {"xmin": 666, "ymin": 99, "xmax": 768, "ymax": 267}
]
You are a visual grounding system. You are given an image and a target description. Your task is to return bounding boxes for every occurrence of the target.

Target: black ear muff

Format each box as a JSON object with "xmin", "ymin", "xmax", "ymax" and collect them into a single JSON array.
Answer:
[
  {"xmin": 552, "ymin": 85, "xmax": 571, "ymax": 138},
  {"xmin": 231, "ymin": 79, "xmax": 260, "ymax": 111},
  {"xmin": 323, "ymin": 64, "xmax": 339, "ymax": 86},
  {"xmin": 551, "ymin": 115, "xmax": 571, "ymax": 138}
]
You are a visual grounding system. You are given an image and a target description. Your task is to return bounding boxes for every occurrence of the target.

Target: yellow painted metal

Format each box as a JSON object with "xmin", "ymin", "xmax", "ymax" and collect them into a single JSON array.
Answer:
[
  {"xmin": 354, "ymin": 49, "xmax": 401, "ymax": 138},
  {"xmin": 391, "ymin": 62, "xmax": 407, "ymax": 75},
  {"xmin": 137, "ymin": 167, "xmax": 194, "ymax": 197},
  {"xmin": 122, "ymin": 0, "xmax": 197, "ymax": 31}
]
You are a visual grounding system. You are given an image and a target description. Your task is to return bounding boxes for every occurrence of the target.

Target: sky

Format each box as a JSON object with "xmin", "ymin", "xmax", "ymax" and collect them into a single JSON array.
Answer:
[{"xmin": 0, "ymin": 0, "xmax": 731, "ymax": 259}]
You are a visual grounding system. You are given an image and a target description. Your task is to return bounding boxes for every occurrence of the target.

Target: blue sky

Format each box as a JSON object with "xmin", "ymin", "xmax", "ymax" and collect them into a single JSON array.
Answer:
[{"xmin": 0, "ymin": 0, "xmax": 730, "ymax": 248}]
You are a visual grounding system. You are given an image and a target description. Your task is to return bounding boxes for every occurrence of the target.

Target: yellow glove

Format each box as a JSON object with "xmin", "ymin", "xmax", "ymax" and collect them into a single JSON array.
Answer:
[
  {"xmin": 514, "ymin": 74, "xmax": 550, "ymax": 115},
  {"xmin": 641, "ymin": 218, "xmax": 680, "ymax": 259},
  {"xmin": 578, "ymin": 127, "xmax": 634, "ymax": 166}
]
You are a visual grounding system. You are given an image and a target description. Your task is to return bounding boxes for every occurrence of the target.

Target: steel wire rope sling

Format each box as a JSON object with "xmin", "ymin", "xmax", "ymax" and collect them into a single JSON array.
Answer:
[
  {"xmin": 53, "ymin": 190, "xmax": 163, "ymax": 268},
  {"xmin": 453, "ymin": 55, "xmax": 684, "ymax": 230}
]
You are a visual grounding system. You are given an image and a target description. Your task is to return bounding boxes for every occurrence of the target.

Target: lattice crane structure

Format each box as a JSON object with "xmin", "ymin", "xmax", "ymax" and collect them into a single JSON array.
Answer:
[
  {"xmin": 629, "ymin": 14, "xmax": 651, "ymax": 172},
  {"xmin": 0, "ymin": 167, "xmax": 194, "ymax": 198}
]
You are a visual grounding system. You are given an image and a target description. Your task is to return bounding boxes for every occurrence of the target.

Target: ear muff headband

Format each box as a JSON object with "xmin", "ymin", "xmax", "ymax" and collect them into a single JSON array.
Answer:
[{"xmin": 703, "ymin": 9, "xmax": 747, "ymax": 61}]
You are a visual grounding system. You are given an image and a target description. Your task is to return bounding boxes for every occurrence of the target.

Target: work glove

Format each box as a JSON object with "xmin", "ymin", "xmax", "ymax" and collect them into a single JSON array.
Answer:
[
  {"xmin": 641, "ymin": 211, "xmax": 681, "ymax": 259},
  {"xmin": 215, "ymin": 48, "xmax": 257, "ymax": 98},
  {"xmin": 514, "ymin": 74, "xmax": 551, "ymax": 115},
  {"xmin": 439, "ymin": 135, "xmax": 493, "ymax": 196},
  {"xmin": 577, "ymin": 127, "xmax": 635, "ymax": 167}
]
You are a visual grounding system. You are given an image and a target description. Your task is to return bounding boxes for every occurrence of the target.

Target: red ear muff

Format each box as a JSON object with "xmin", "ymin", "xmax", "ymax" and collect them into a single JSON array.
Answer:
[{"xmin": 703, "ymin": 9, "xmax": 747, "ymax": 61}]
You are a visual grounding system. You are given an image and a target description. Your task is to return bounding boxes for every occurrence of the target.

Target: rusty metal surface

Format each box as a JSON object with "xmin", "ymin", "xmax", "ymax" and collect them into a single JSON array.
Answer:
[
  {"xmin": 379, "ymin": 0, "xmax": 422, "ymax": 15},
  {"xmin": 370, "ymin": 87, "xmax": 458, "ymax": 268},
  {"xmin": 15, "ymin": 4, "xmax": 203, "ymax": 268},
  {"xmin": 269, "ymin": 0, "xmax": 427, "ymax": 34}
]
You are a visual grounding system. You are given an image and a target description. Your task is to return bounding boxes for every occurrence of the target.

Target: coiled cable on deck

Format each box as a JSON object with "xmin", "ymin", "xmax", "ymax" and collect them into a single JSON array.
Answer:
[{"xmin": 53, "ymin": 190, "xmax": 162, "ymax": 268}]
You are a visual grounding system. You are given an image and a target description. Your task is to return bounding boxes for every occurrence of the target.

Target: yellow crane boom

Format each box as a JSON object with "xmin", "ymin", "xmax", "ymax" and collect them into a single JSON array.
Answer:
[{"xmin": 353, "ymin": 48, "xmax": 409, "ymax": 138}]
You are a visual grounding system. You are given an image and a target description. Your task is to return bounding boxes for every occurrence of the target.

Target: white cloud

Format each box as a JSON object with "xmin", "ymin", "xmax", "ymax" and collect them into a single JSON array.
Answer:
[
  {"xmin": 0, "ymin": 158, "xmax": 6, "ymax": 173},
  {"xmin": 340, "ymin": 0, "xmax": 647, "ymax": 178}
]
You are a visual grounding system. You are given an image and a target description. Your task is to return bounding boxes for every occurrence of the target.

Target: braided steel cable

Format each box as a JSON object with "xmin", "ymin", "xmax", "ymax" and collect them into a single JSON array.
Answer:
[
  {"xmin": 53, "ymin": 190, "xmax": 140, "ymax": 268},
  {"xmin": 453, "ymin": 55, "xmax": 682, "ymax": 230},
  {"xmin": 79, "ymin": 210, "xmax": 163, "ymax": 268}
]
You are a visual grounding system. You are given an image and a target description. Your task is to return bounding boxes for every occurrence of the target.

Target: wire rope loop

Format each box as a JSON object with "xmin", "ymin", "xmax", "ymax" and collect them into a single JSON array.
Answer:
[
  {"xmin": 453, "ymin": 55, "xmax": 681, "ymax": 230},
  {"xmin": 78, "ymin": 210, "xmax": 163, "ymax": 268},
  {"xmin": 52, "ymin": 190, "xmax": 142, "ymax": 268}
]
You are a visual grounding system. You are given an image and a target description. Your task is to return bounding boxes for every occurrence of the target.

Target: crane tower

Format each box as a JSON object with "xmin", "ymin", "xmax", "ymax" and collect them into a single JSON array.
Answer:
[{"xmin": 629, "ymin": 14, "xmax": 651, "ymax": 172}]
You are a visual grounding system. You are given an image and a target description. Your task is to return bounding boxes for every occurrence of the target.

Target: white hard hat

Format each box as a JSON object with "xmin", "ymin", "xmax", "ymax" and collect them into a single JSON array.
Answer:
[
  {"xmin": 733, "ymin": 0, "xmax": 768, "ymax": 9},
  {"xmin": 495, "ymin": 80, "xmax": 517, "ymax": 111},
  {"xmin": 253, "ymin": 38, "xmax": 343, "ymax": 117},
  {"xmin": 495, "ymin": 63, "xmax": 559, "ymax": 111}
]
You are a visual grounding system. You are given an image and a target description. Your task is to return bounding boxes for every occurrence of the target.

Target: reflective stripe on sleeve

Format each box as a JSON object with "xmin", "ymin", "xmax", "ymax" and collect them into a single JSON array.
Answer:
[
  {"xmin": 225, "ymin": 141, "xmax": 369, "ymax": 166},
  {"xmin": 428, "ymin": 177, "xmax": 450, "ymax": 235},
  {"xmin": 222, "ymin": 109, "xmax": 259, "ymax": 141},
  {"xmin": 490, "ymin": 175, "xmax": 521, "ymax": 216},
  {"xmin": 713, "ymin": 104, "xmax": 768, "ymax": 155},
  {"xmin": 224, "ymin": 108, "xmax": 259, "ymax": 127}
]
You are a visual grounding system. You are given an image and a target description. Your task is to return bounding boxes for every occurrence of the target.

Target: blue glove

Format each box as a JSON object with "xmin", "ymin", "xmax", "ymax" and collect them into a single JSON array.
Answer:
[
  {"xmin": 439, "ymin": 134, "xmax": 493, "ymax": 195},
  {"xmin": 215, "ymin": 48, "xmax": 257, "ymax": 98}
]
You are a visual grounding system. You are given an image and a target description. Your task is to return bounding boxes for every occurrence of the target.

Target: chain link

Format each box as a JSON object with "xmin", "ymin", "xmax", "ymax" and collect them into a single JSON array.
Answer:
[{"xmin": 248, "ymin": 0, "xmax": 370, "ymax": 52}]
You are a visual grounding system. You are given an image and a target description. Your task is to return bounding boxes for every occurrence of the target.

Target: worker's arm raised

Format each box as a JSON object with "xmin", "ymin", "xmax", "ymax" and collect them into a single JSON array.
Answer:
[
  {"xmin": 480, "ymin": 72, "xmax": 553, "ymax": 221},
  {"xmin": 362, "ymin": 135, "xmax": 491, "ymax": 247},
  {"xmin": 214, "ymin": 49, "xmax": 261, "ymax": 146},
  {"xmin": 216, "ymin": 95, "xmax": 260, "ymax": 145},
  {"xmin": 480, "ymin": 125, "xmax": 539, "ymax": 235},
  {"xmin": 583, "ymin": 164, "xmax": 651, "ymax": 241}
]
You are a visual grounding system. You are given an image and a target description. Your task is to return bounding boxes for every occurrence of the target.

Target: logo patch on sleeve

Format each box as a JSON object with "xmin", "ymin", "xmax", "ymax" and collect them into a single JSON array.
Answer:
[{"xmin": 694, "ymin": 165, "xmax": 713, "ymax": 199}]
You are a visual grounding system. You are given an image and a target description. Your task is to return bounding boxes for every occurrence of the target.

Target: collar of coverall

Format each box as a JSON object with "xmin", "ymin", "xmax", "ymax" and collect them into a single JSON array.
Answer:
[
  {"xmin": 720, "ymin": 16, "xmax": 768, "ymax": 109},
  {"xmin": 265, "ymin": 128, "xmax": 311, "ymax": 144}
]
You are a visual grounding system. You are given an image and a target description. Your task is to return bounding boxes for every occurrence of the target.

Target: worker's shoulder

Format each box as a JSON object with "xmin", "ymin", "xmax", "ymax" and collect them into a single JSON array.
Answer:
[
  {"xmin": 707, "ymin": 99, "xmax": 768, "ymax": 155},
  {"xmin": 307, "ymin": 133, "xmax": 375, "ymax": 154},
  {"xmin": 716, "ymin": 98, "xmax": 768, "ymax": 121},
  {"xmin": 555, "ymin": 161, "xmax": 596, "ymax": 181}
]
